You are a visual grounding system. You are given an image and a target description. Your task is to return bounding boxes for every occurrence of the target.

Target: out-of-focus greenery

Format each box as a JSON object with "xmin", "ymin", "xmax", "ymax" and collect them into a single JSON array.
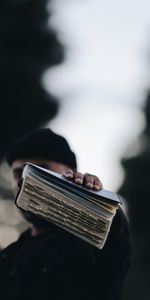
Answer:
[
  {"xmin": 0, "ymin": 0, "xmax": 64, "ymax": 161},
  {"xmin": 119, "ymin": 91, "xmax": 150, "ymax": 300}
]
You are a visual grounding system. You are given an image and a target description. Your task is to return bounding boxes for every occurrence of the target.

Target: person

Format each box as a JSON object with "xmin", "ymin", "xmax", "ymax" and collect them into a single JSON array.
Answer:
[{"xmin": 0, "ymin": 128, "xmax": 131, "ymax": 300}]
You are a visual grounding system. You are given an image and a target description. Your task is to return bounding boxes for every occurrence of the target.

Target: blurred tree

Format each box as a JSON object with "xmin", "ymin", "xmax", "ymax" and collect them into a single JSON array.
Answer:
[
  {"xmin": 119, "ymin": 92, "xmax": 150, "ymax": 300},
  {"xmin": 0, "ymin": 0, "xmax": 64, "ymax": 161}
]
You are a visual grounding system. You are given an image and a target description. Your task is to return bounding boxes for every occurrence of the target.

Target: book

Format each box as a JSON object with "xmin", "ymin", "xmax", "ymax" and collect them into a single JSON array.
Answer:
[{"xmin": 15, "ymin": 163, "xmax": 121, "ymax": 249}]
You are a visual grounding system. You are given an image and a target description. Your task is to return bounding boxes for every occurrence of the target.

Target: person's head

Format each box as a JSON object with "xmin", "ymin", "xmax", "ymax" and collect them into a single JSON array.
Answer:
[
  {"xmin": 7, "ymin": 128, "xmax": 77, "ymax": 196},
  {"xmin": 6, "ymin": 128, "xmax": 77, "ymax": 227}
]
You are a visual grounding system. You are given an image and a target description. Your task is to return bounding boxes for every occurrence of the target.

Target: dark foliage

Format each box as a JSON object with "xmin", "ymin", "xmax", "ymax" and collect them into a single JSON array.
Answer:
[
  {"xmin": 119, "ymin": 92, "xmax": 150, "ymax": 232},
  {"xmin": 119, "ymin": 92, "xmax": 150, "ymax": 300},
  {"xmin": 0, "ymin": 0, "xmax": 64, "ymax": 161}
]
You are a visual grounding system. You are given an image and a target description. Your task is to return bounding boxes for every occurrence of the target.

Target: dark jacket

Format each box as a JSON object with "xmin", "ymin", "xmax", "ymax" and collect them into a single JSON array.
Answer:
[{"xmin": 0, "ymin": 208, "xmax": 131, "ymax": 300}]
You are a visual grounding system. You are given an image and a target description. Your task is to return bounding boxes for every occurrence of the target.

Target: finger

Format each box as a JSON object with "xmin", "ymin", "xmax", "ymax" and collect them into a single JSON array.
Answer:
[
  {"xmin": 83, "ymin": 173, "xmax": 95, "ymax": 189},
  {"xmin": 93, "ymin": 176, "xmax": 103, "ymax": 190},
  {"xmin": 74, "ymin": 172, "xmax": 84, "ymax": 185},
  {"xmin": 63, "ymin": 170, "xmax": 74, "ymax": 180}
]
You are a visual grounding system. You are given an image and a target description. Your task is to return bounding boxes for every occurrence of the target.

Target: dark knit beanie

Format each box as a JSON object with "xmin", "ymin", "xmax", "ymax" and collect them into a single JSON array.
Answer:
[{"xmin": 6, "ymin": 128, "xmax": 77, "ymax": 169}]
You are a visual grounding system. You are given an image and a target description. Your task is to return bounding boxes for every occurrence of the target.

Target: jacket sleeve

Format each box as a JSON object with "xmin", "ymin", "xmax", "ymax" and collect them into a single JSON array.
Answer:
[
  {"xmin": 106, "ymin": 208, "xmax": 131, "ymax": 298},
  {"xmin": 70, "ymin": 207, "xmax": 132, "ymax": 300},
  {"xmin": 88, "ymin": 207, "xmax": 132, "ymax": 299}
]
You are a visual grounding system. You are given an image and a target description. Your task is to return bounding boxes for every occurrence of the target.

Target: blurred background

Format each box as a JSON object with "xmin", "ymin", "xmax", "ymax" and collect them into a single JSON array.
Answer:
[{"xmin": 0, "ymin": 0, "xmax": 150, "ymax": 299}]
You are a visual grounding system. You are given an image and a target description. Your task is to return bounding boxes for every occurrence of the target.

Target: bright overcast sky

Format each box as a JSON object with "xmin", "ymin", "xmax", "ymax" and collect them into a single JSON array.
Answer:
[{"xmin": 44, "ymin": 0, "xmax": 150, "ymax": 191}]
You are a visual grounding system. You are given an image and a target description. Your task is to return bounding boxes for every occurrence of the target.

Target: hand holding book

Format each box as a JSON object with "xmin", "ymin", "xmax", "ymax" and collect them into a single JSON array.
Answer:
[{"xmin": 16, "ymin": 163, "xmax": 121, "ymax": 250}]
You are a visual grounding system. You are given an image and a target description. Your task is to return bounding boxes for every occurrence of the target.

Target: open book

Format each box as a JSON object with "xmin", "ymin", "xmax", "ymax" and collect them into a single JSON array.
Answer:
[{"xmin": 16, "ymin": 163, "xmax": 121, "ymax": 249}]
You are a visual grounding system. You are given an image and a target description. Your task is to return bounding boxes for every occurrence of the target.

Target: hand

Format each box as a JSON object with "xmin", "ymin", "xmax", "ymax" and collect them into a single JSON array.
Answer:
[{"xmin": 63, "ymin": 170, "xmax": 103, "ymax": 191}]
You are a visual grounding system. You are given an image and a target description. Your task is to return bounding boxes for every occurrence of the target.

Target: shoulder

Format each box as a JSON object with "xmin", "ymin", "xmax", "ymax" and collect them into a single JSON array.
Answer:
[{"xmin": 0, "ymin": 229, "xmax": 30, "ymax": 258}]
